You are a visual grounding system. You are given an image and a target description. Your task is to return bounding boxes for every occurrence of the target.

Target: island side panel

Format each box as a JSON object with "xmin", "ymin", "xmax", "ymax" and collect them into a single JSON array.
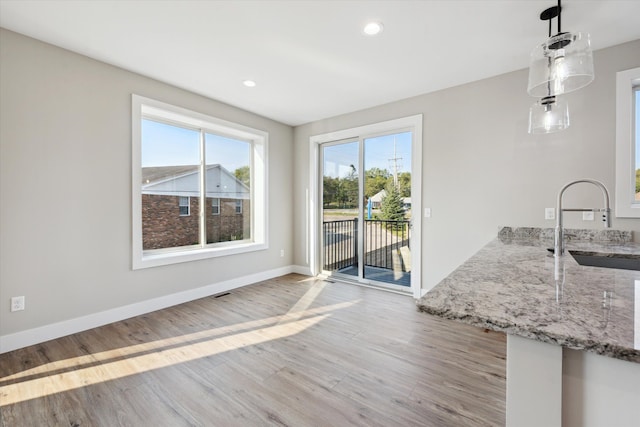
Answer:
[
  {"xmin": 562, "ymin": 349, "xmax": 640, "ymax": 427},
  {"xmin": 506, "ymin": 335, "xmax": 562, "ymax": 427}
]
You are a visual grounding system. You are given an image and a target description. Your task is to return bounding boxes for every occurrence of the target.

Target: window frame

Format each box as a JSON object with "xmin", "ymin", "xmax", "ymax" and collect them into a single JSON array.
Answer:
[
  {"xmin": 212, "ymin": 198, "xmax": 220, "ymax": 216},
  {"xmin": 132, "ymin": 94, "xmax": 268, "ymax": 269},
  {"xmin": 615, "ymin": 67, "xmax": 640, "ymax": 218},
  {"xmin": 235, "ymin": 200, "xmax": 243, "ymax": 214},
  {"xmin": 179, "ymin": 196, "xmax": 190, "ymax": 216}
]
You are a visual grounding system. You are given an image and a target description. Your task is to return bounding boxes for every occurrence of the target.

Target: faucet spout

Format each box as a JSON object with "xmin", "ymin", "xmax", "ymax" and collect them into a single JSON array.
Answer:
[{"xmin": 554, "ymin": 179, "xmax": 611, "ymax": 257}]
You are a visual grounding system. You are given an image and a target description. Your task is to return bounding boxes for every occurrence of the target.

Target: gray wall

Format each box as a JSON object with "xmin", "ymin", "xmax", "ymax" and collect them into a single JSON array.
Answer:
[
  {"xmin": 293, "ymin": 40, "xmax": 640, "ymax": 291},
  {"xmin": 0, "ymin": 29, "xmax": 294, "ymax": 337}
]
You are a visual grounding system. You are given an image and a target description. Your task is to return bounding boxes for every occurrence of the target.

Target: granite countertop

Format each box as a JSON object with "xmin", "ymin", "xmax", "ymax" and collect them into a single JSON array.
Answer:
[{"xmin": 417, "ymin": 227, "xmax": 640, "ymax": 363}]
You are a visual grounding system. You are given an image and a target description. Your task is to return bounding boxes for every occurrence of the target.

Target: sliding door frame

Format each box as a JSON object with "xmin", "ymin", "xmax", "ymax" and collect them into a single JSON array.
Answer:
[{"xmin": 309, "ymin": 115, "xmax": 423, "ymax": 298}]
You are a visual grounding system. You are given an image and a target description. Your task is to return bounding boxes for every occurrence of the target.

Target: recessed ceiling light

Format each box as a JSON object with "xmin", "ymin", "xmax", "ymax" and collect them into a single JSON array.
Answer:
[
  {"xmin": 243, "ymin": 80, "xmax": 256, "ymax": 87},
  {"xmin": 363, "ymin": 21, "xmax": 383, "ymax": 36}
]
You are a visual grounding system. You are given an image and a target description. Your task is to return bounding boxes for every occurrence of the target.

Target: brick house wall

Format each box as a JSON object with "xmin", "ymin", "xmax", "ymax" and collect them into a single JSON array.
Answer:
[
  {"xmin": 142, "ymin": 195, "xmax": 250, "ymax": 250},
  {"xmin": 205, "ymin": 198, "xmax": 250, "ymax": 244}
]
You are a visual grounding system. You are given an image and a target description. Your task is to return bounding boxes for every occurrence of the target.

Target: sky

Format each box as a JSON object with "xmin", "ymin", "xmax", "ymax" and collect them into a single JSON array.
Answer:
[
  {"xmin": 322, "ymin": 131, "xmax": 412, "ymax": 179},
  {"xmin": 144, "ymin": 118, "xmax": 412, "ymax": 179},
  {"xmin": 141, "ymin": 119, "xmax": 249, "ymax": 172}
]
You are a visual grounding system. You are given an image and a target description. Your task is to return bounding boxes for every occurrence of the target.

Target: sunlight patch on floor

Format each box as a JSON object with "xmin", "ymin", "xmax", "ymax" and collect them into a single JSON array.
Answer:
[
  {"xmin": 277, "ymin": 280, "xmax": 327, "ymax": 325},
  {"xmin": 0, "ymin": 314, "xmax": 330, "ymax": 406},
  {"xmin": 1, "ymin": 290, "xmax": 361, "ymax": 406},
  {"xmin": 2, "ymin": 299, "xmax": 355, "ymax": 383}
]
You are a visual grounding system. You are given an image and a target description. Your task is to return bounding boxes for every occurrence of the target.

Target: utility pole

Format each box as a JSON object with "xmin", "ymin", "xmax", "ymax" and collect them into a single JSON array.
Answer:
[{"xmin": 388, "ymin": 137, "xmax": 403, "ymax": 189}]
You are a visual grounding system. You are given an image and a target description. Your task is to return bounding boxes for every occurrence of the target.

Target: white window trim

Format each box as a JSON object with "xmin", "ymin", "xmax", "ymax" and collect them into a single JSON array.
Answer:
[
  {"xmin": 132, "ymin": 94, "xmax": 268, "ymax": 269},
  {"xmin": 235, "ymin": 200, "xmax": 243, "ymax": 214},
  {"xmin": 615, "ymin": 67, "xmax": 640, "ymax": 218}
]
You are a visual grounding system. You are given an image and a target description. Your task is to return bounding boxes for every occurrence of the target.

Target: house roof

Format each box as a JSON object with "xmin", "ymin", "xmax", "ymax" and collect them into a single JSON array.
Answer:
[
  {"xmin": 141, "ymin": 164, "xmax": 249, "ymax": 199},
  {"xmin": 369, "ymin": 190, "xmax": 411, "ymax": 206},
  {"xmin": 142, "ymin": 165, "xmax": 198, "ymax": 185},
  {"xmin": 370, "ymin": 190, "xmax": 387, "ymax": 203}
]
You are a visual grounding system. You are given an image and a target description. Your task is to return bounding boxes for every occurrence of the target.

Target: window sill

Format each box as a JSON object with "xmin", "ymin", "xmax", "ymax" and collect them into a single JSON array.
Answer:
[{"xmin": 133, "ymin": 242, "xmax": 267, "ymax": 270}]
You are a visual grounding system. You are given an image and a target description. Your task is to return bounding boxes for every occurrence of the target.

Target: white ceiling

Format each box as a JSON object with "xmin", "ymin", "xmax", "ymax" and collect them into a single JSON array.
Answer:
[{"xmin": 1, "ymin": 0, "xmax": 639, "ymax": 126}]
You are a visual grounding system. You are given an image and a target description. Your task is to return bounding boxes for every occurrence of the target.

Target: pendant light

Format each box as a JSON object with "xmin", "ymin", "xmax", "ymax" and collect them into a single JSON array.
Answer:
[
  {"xmin": 527, "ymin": 0, "xmax": 593, "ymax": 134},
  {"xmin": 527, "ymin": 0, "xmax": 594, "ymax": 98},
  {"xmin": 528, "ymin": 95, "xmax": 569, "ymax": 134}
]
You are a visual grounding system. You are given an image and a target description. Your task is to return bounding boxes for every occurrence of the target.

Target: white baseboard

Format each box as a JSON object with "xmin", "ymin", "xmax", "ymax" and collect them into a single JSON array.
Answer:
[
  {"xmin": 0, "ymin": 265, "xmax": 300, "ymax": 354},
  {"xmin": 291, "ymin": 265, "xmax": 312, "ymax": 276}
]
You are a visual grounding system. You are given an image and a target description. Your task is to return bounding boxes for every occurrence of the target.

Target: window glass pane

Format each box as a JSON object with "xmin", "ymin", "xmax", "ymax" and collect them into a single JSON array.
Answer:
[
  {"xmin": 179, "ymin": 196, "xmax": 190, "ymax": 216},
  {"xmin": 363, "ymin": 132, "xmax": 412, "ymax": 285},
  {"xmin": 205, "ymin": 133, "xmax": 251, "ymax": 243},
  {"xmin": 635, "ymin": 88, "xmax": 639, "ymax": 202},
  {"xmin": 321, "ymin": 141, "xmax": 359, "ymax": 274},
  {"xmin": 212, "ymin": 198, "xmax": 220, "ymax": 215},
  {"xmin": 141, "ymin": 119, "xmax": 200, "ymax": 250}
]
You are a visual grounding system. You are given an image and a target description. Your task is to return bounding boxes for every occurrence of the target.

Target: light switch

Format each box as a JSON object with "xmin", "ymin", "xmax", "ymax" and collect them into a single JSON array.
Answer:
[
  {"xmin": 545, "ymin": 208, "xmax": 555, "ymax": 220},
  {"xmin": 424, "ymin": 208, "xmax": 431, "ymax": 218},
  {"xmin": 583, "ymin": 211, "xmax": 594, "ymax": 221}
]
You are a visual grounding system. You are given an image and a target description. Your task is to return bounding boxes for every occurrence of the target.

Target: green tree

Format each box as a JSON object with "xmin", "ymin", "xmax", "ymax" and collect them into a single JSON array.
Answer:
[
  {"xmin": 341, "ymin": 177, "xmax": 359, "ymax": 208},
  {"xmin": 398, "ymin": 172, "xmax": 411, "ymax": 198},
  {"xmin": 365, "ymin": 167, "xmax": 391, "ymax": 199},
  {"xmin": 323, "ymin": 174, "xmax": 359, "ymax": 209},
  {"xmin": 341, "ymin": 164, "xmax": 359, "ymax": 208},
  {"xmin": 636, "ymin": 169, "xmax": 640, "ymax": 194},
  {"xmin": 323, "ymin": 176, "xmax": 338, "ymax": 208},
  {"xmin": 234, "ymin": 166, "xmax": 250, "ymax": 187},
  {"xmin": 380, "ymin": 184, "xmax": 405, "ymax": 222}
]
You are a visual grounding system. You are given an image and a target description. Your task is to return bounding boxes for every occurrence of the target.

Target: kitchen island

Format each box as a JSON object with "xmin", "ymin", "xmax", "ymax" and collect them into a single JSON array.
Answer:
[{"xmin": 417, "ymin": 227, "xmax": 640, "ymax": 427}]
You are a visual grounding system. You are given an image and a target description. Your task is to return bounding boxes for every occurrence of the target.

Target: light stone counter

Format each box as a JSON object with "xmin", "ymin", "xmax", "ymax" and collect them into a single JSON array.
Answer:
[{"xmin": 417, "ymin": 227, "xmax": 640, "ymax": 363}]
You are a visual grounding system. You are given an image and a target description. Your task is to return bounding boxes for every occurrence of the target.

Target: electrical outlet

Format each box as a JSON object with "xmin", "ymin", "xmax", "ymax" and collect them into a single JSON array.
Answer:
[
  {"xmin": 11, "ymin": 296, "xmax": 25, "ymax": 312},
  {"xmin": 545, "ymin": 208, "xmax": 555, "ymax": 220},
  {"xmin": 582, "ymin": 211, "xmax": 595, "ymax": 221},
  {"xmin": 280, "ymin": 249, "xmax": 284, "ymax": 257}
]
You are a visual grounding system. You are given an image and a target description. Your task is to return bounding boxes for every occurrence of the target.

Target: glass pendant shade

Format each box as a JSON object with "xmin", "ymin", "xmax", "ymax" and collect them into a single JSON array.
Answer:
[
  {"xmin": 528, "ymin": 96, "xmax": 570, "ymax": 134},
  {"xmin": 527, "ymin": 32, "xmax": 594, "ymax": 97}
]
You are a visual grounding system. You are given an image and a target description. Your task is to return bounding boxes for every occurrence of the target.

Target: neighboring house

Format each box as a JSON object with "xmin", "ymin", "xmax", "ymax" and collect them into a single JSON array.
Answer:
[
  {"xmin": 369, "ymin": 189, "xmax": 411, "ymax": 210},
  {"xmin": 402, "ymin": 197, "xmax": 411, "ymax": 211},
  {"xmin": 369, "ymin": 189, "xmax": 386, "ymax": 209},
  {"xmin": 141, "ymin": 164, "xmax": 250, "ymax": 250}
]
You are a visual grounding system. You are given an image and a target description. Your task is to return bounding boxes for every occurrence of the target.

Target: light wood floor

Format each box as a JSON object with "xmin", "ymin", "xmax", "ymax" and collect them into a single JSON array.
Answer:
[{"xmin": 0, "ymin": 274, "xmax": 506, "ymax": 426}]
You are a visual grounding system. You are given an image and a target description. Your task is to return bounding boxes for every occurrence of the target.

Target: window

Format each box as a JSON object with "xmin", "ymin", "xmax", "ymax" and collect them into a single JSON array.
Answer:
[
  {"xmin": 179, "ymin": 196, "xmax": 190, "ymax": 216},
  {"xmin": 635, "ymin": 87, "xmax": 639, "ymax": 200},
  {"xmin": 132, "ymin": 95, "xmax": 268, "ymax": 269},
  {"xmin": 615, "ymin": 67, "xmax": 640, "ymax": 218}
]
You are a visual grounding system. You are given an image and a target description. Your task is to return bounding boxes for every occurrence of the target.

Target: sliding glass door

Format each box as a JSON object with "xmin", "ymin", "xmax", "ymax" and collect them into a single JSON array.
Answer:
[{"xmin": 320, "ymin": 131, "xmax": 412, "ymax": 292}]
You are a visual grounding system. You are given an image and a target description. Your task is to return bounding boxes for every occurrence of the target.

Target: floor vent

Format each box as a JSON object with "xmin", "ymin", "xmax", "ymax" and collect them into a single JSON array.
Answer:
[{"xmin": 214, "ymin": 292, "xmax": 231, "ymax": 298}]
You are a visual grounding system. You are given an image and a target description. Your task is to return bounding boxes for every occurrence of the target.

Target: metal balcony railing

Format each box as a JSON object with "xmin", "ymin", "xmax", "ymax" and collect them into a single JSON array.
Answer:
[{"xmin": 322, "ymin": 219, "xmax": 410, "ymax": 272}]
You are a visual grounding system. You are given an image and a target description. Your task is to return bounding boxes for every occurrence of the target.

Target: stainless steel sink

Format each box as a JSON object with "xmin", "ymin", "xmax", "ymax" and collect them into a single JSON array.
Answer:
[{"xmin": 568, "ymin": 250, "xmax": 640, "ymax": 271}]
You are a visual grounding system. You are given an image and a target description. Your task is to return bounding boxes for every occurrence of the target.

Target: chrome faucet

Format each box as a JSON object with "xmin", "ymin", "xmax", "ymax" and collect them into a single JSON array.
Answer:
[{"xmin": 554, "ymin": 179, "xmax": 611, "ymax": 257}]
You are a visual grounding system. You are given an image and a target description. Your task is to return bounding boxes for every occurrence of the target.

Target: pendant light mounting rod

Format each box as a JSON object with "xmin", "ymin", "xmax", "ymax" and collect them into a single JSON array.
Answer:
[{"xmin": 540, "ymin": 0, "xmax": 563, "ymax": 37}]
